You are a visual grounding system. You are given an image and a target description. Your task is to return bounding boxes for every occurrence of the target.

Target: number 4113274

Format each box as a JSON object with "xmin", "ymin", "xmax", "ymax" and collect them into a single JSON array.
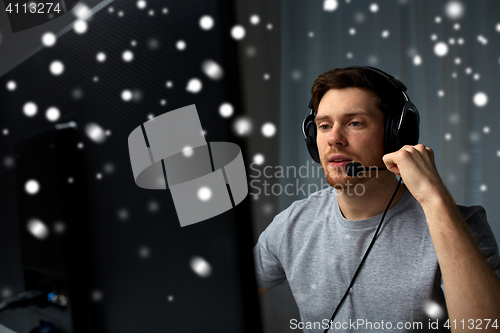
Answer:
[
  {"xmin": 5, "ymin": 3, "xmax": 61, "ymax": 14},
  {"xmin": 444, "ymin": 319, "xmax": 498, "ymax": 330}
]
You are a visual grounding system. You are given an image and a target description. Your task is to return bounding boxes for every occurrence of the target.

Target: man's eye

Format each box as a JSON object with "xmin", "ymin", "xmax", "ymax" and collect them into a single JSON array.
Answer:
[
  {"xmin": 319, "ymin": 124, "xmax": 330, "ymax": 130},
  {"xmin": 350, "ymin": 122, "xmax": 361, "ymax": 127}
]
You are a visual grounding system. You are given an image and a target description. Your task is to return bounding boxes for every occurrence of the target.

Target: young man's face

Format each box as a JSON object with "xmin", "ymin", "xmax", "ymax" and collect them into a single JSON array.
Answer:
[{"xmin": 315, "ymin": 87, "xmax": 386, "ymax": 189}]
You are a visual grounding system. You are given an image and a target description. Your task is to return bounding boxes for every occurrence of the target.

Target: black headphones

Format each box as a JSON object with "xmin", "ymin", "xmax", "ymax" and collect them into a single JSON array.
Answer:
[{"xmin": 302, "ymin": 66, "xmax": 420, "ymax": 163}]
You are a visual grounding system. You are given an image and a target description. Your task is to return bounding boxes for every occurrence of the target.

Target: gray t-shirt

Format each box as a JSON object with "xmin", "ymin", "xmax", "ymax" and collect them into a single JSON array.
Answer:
[{"xmin": 253, "ymin": 186, "xmax": 500, "ymax": 332}]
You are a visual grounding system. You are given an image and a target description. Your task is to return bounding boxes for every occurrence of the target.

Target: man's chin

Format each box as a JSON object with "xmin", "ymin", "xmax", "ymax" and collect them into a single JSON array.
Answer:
[{"xmin": 324, "ymin": 169, "xmax": 369, "ymax": 188}]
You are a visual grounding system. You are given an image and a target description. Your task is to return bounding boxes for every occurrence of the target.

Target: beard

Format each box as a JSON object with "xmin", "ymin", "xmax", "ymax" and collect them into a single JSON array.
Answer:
[{"xmin": 320, "ymin": 150, "xmax": 386, "ymax": 191}]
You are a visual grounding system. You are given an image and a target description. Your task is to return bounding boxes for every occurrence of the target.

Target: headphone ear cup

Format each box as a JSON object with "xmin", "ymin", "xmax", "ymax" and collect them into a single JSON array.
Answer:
[
  {"xmin": 398, "ymin": 102, "xmax": 420, "ymax": 147},
  {"xmin": 384, "ymin": 113, "xmax": 396, "ymax": 154},
  {"xmin": 303, "ymin": 115, "xmax": 321, "ymax": 163},
  {"xmin": 385, "ymin": 102, "xmax": 420, "ymax": 153}
]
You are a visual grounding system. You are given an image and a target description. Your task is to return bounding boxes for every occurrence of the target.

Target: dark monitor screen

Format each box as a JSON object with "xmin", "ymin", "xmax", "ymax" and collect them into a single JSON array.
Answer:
[{"xmin": 0, "ymin": 0, "xmax": 262, "ymax": 331}]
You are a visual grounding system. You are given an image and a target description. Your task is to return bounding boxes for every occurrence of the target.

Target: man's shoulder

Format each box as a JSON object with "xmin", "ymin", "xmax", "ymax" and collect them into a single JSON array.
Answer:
[
  {"xmin": 456, "ymin": 204, "xmax": 493, "ymax": 241},
  {"xmin": 456, "ymin": 204, "xmax": 486, "ymax": 222}
]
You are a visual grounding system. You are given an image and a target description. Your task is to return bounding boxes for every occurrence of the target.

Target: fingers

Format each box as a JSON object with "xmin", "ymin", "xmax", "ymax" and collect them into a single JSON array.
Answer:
[
  {"xmin": 382, "ymin": 152, "xmax": 401, "ymax": 176},
  {"xmin": 383, "ymin": 144, "xmax": 435, "ymax": 177}
]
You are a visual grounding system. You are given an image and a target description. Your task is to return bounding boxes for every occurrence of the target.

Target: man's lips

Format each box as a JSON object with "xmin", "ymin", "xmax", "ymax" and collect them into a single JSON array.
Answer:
[
  {"xmin": 328, "ymin": 160, "xmax": 352, "ymax": 168},
  {"xmin": 327, "ymin": 155, "xmax": 353, "ymax": 168}
]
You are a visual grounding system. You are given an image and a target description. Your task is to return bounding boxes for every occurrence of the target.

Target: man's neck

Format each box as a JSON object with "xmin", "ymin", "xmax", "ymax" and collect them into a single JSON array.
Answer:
[{"xmin": 336, "ymin": 174, "xmax": 406, "ymax": 220}]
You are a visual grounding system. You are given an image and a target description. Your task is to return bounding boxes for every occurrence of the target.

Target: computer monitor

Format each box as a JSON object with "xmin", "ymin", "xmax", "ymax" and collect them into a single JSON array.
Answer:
[{"xmin": 0, "ymin": 0, "xmax": 262, "ymax": 331}]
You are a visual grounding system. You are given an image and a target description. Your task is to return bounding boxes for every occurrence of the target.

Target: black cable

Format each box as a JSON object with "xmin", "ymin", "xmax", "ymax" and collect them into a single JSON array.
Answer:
[
  {"xmin": 0, "ymin": 290, "xmax": 46, "ymax": 313},
  {"xmin": 323, "ymin": 178, "xmax": 403, "ymax": 333}
]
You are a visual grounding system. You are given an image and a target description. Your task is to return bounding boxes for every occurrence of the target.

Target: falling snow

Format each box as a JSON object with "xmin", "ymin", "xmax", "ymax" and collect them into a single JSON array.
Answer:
[
  {"xmin": 122, "ymin": 50, "xmax": 134, "ymax": 62},
  {"xmin": 219, "ymin": 103, "xmax": 234, "ymax": 118},
  {"xmin": 73, "ymin": 3, "xmax": 90, "ymax": 19},
  {"xmin": 263, "ymin": 203, "xmax": 274, "ymax": 215},
  {"xmin": 49, "ymin": 60, "xmax": 65, "ymax": 75},
  {"xmin": 3, "ymin": 156, "xmax": 14, "ymax": 169},
  {"xmin": 182, "ymin": 146, "xmax": 194, "ymax": 158},
  {"xmin": 369, "ymin": 3, "xmax": 379, "ymax": 13},
  {"xmin": 23, "ymin": 102, "xmax": 38, "ymax": 117},
  {"xmin": 200, "ymin": 15, "xmax": 214, "ymax": 30},
  {"xmin": 138, "ymin": 246, "xmax": 151, "ymax": 259},
  {"xmin": 250, "ymin": 15, "xmax": 260, "ymax": 25},
  {"xmin": 473, "ymin": 92, "xmax": 488, "ymax": 107},
  {"xmin": 261, "ymin": 122, "xmax": 276, "ymax": 137},
  {"xmin": 176, "ymin": 40, "xmax": 186, "ymax": 51},
  {"xmin": 231, "ymin": 26, "xmax": 245, "ymax": 40},
  {"xmin": 413, "ymin": 55, "xmax": 422, "ymax": 66},
  {"xmin": 202, "ymin": 60, "xmax": 223, "ymax": 80},
  {"xmin": 53, "ymin": 221, "xmax": 66, "ymax": 234},
  {"xmin": 73, "ymin": 20, "xmax": 88, "ymax": 34},
  {"xmin": 6, "ymin": 81, "xmax": 16, "ymax": 91},
  {"xmin": 42, "ymin": 32, "xmax": 56, "ymax": 47},
  {"xmin": 323, "ymin": 0, "xmax": 338, "ymax": 12},
  {"xmin": 96, "ymin": 52, "xmax": 106, "ymax": 62},
  {"xmin": 197, "ymin": 187, "xmax": 212, "ymax": 201},
  {"xmin": 137, "ymin": 0, "xmax": 146, "ymax": 9},
  {"xmin": 424, "ymin": 300, "xmax": 444, "ymax": 319},
  {"xmin": 445, "ymin": 1, "xmax": 464, "ymax": 20},
  {"xmin": 90, "ymin": 290, "xmax": 104, "ymax": 302},
  {"xmin": 434, "ymin": 42, "xmax": 448, "ymax": 57},
  {"xmin": 190, "ymin": 256, "xmax": 212, "ymax": 277},
  {"xmin": 253, "ymin": 154, "xmax": 264, "ymax": 165},
  {"xmin": 46, "ymin": 107, "xmax": 60, "ymax": 122},
  {"xmin": 27, "ymin": 218, "xmax": 49, "ymax": 240},
  {"xmin": 246, "ymin": 45, "xmax": 257, "ymax": 57},
  {"xmin": 469, "ymin": 132, "xmax": 480, "ymax": 143},
  {"xmin": 186, "ymin": 78, "xmax": 202, "ymax": 93},
  {"xmin": 477, "ymin": 35, "xmax": 488, "ymax": 45},
  {"xmin": 233, "ymin": 117, "xmax": 252, "ymax": 136},
  {"xmin": 85, "ymin": 123, "xmax": 106, "ymax": 143},
  {"xmin": 25, "ymin": 179, "xmax": 40, "ymax": 194},
  {"xmin": 121, "ymin": 90, "xmax": 133, "ymax": 101},
  {"xmin": 148, "ymin": 200, "xmax": 160, "ymax": 213}
]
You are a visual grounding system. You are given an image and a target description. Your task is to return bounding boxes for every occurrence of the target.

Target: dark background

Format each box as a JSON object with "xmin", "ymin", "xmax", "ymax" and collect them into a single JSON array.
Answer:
[{"xmin": 0, "ymin": 0, "xmax": 263, "ymax": 331}]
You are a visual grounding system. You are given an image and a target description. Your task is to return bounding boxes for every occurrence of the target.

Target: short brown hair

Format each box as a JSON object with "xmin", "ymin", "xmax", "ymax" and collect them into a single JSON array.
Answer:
[{"xmin": 310, "ymin": 66, "xmax": 405, "ymax": 117}]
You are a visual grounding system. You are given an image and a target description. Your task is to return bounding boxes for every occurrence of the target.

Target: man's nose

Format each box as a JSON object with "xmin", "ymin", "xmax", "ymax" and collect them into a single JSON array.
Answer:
[{"xmin": 327, "ymin": 125, "xmax": 347, "ymax": 147}]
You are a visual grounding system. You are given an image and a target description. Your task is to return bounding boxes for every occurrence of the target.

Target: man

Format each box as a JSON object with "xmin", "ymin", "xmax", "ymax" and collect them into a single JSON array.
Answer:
[{"xmin": 253, "ymin": 67, "xmax": 500, "ymax": 332}]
